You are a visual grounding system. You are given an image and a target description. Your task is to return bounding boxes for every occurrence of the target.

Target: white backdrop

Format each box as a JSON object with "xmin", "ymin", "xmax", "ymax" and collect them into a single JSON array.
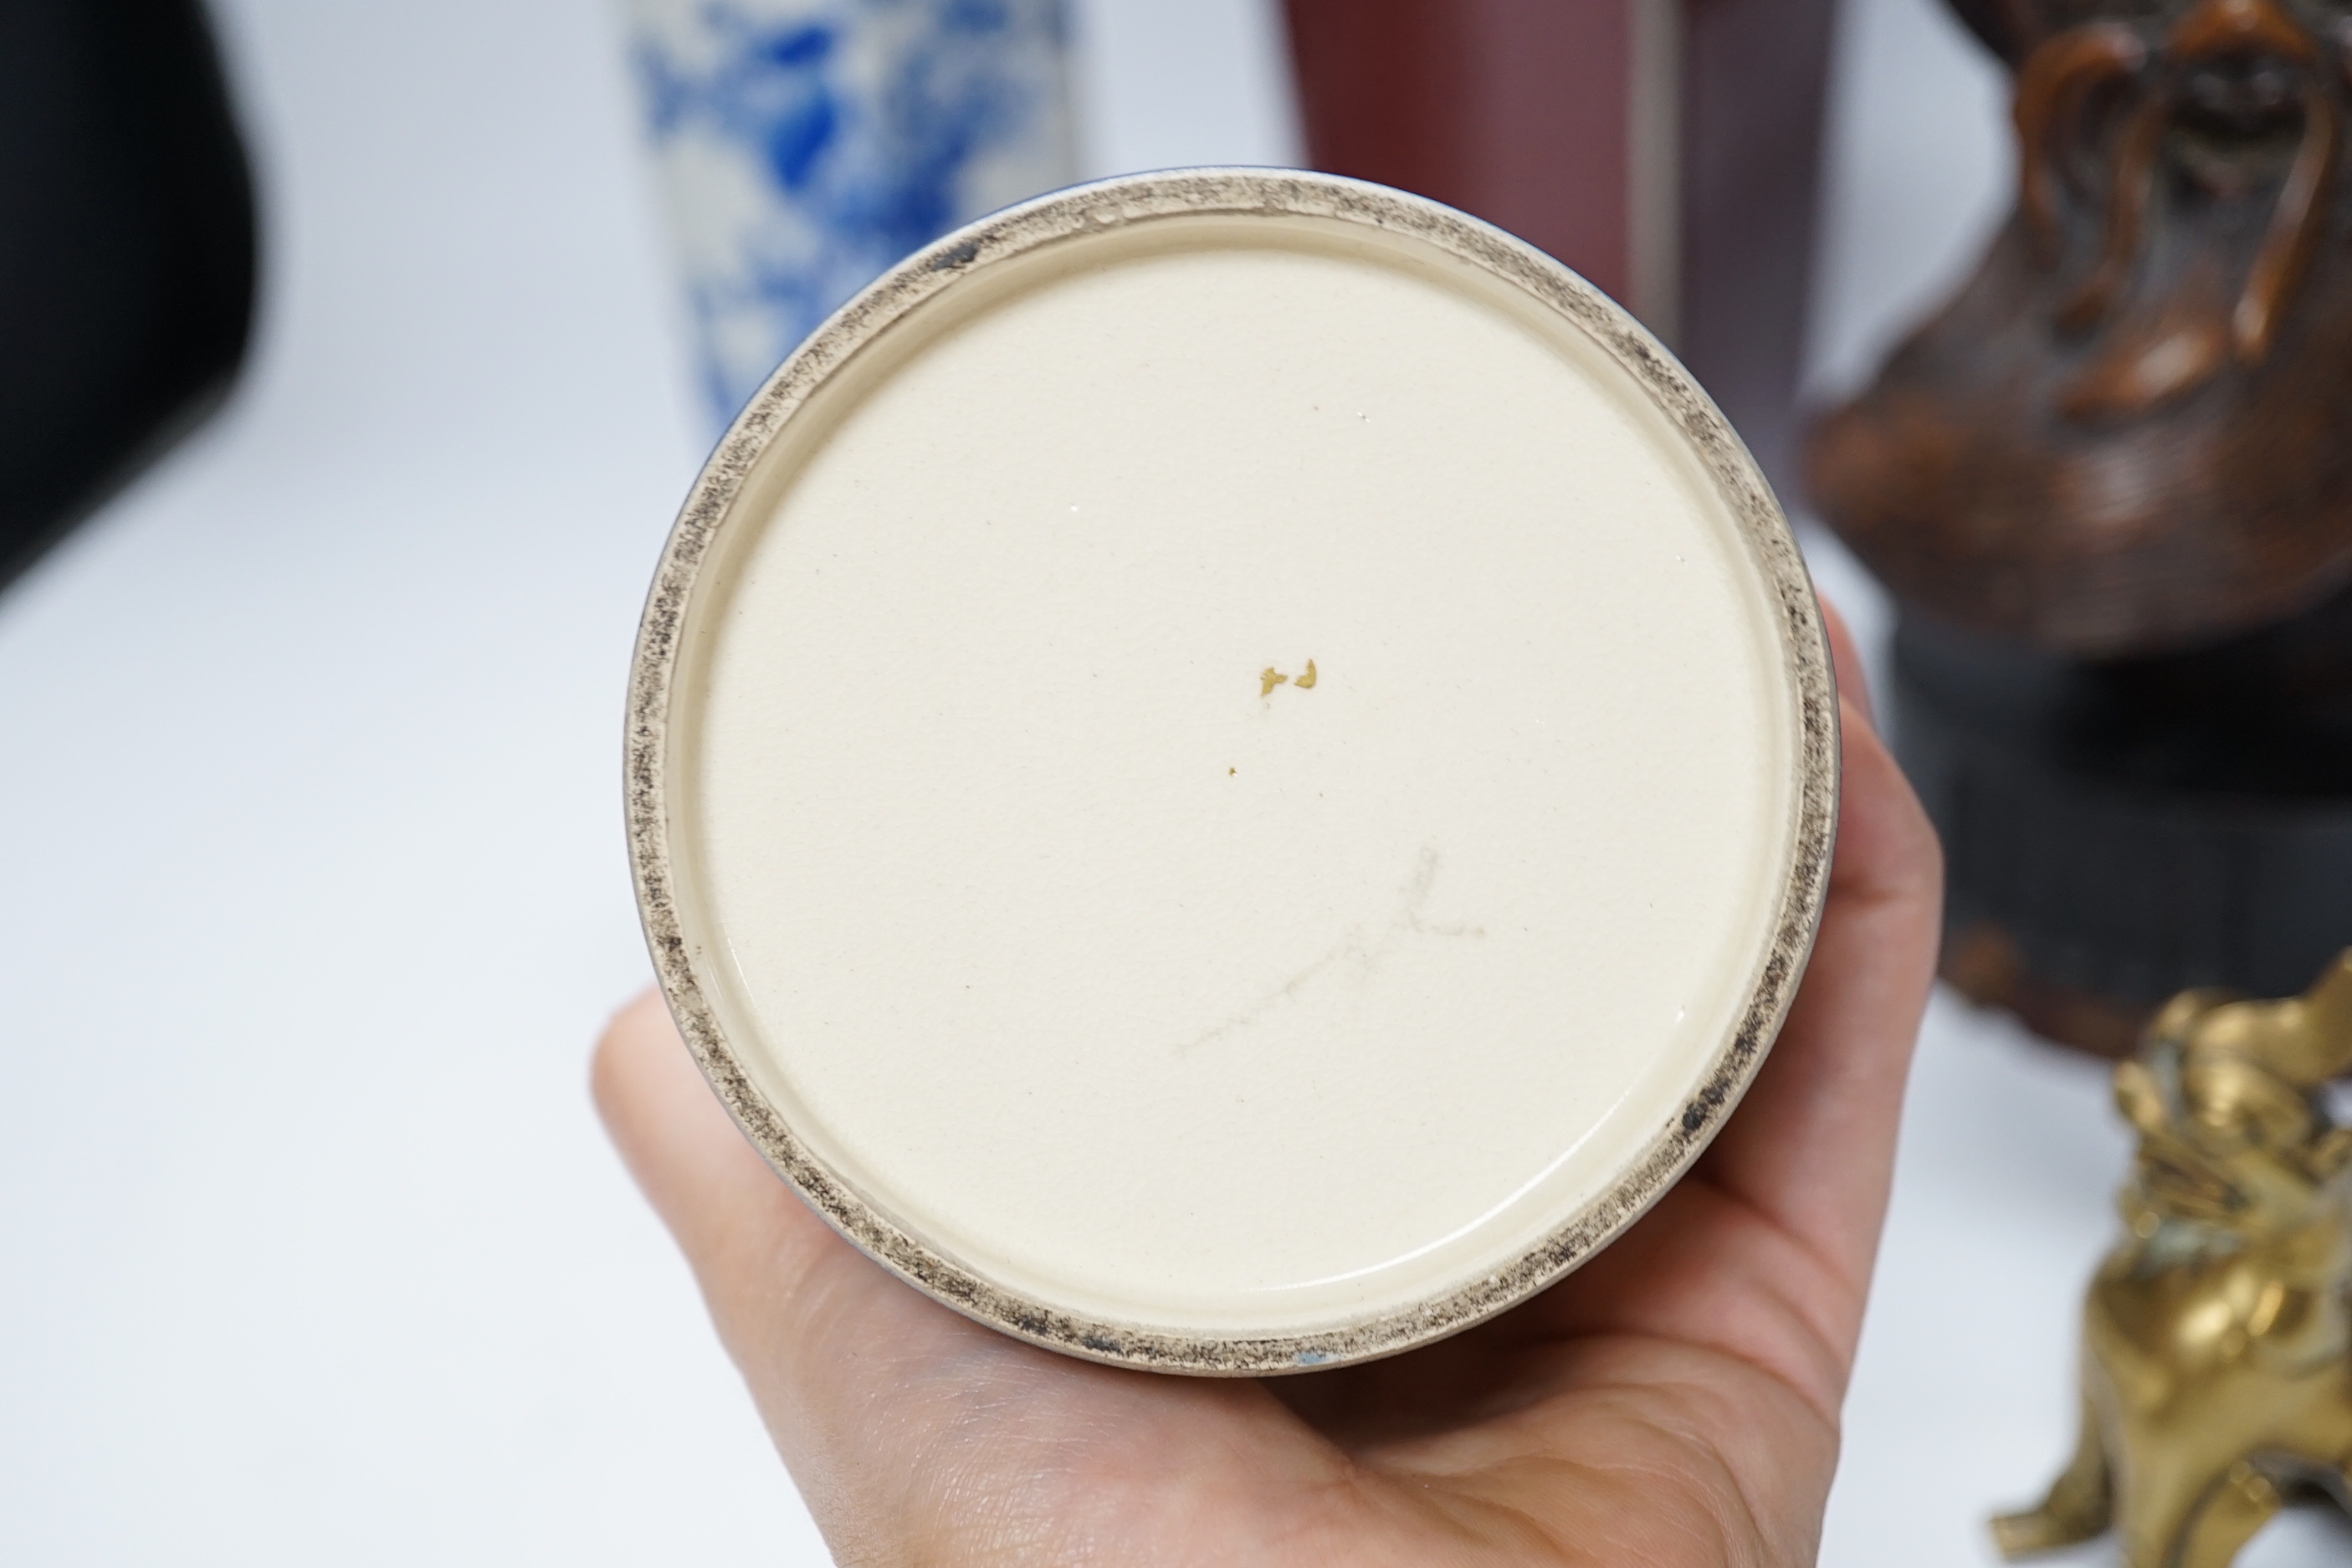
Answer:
[{"xmin": 2, "ymin": 0, "xmax": 2346, "ymax": 1560}]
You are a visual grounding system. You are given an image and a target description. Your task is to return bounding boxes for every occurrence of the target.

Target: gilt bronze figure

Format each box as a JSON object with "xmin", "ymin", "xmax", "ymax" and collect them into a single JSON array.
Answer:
[{"xmin": 1995, "ymin": 951, "xmax": 2352, "ymax": 1565}]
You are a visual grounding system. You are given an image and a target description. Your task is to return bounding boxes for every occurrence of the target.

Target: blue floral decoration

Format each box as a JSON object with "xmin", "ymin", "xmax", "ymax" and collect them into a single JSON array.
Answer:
[{"xmin": 632, "ymin": 0, "xmax": 1074, "ymax": 430}]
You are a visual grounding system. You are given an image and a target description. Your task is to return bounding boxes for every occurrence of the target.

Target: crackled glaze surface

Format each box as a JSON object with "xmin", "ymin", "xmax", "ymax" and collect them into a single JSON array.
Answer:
[{"xmin": 628, "ymin": 171, "xmax": 1837, "ymax": 1372}]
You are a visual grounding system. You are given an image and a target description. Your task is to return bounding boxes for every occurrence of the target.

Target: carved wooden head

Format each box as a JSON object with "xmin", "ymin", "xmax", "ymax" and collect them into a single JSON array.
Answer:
[
  {"xmin": 1806, "ymin": 0, "xmax": 2352, "ymax": 653},
  {"xmin": 2010, "ymin": 0, "xmax": 2344, "ymax": 414}
]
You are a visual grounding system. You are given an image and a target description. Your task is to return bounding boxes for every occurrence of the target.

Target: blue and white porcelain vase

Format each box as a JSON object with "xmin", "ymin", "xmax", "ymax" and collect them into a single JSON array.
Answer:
[{"xmin": 627, "ymin": 0, "xmax": 1077, "ymax": 433}]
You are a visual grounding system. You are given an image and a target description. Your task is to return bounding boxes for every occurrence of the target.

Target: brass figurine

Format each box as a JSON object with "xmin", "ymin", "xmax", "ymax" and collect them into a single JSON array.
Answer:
[{"xmin": 1995, "ymin": 951, "xmax": 2352, "ymax": 1565}]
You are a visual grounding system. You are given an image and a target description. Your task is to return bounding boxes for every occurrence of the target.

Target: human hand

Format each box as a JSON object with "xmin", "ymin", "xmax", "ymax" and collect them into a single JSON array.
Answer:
[{"xmin": 594, "ymin": 600, "xmax": 1942, "ymax": 1566}]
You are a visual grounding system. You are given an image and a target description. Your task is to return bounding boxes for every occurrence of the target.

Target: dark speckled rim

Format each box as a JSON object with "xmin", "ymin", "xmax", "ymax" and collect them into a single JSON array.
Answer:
[{"xmin": 625, "ymin": 168, "xmax": 1839, "ymax": 1376}]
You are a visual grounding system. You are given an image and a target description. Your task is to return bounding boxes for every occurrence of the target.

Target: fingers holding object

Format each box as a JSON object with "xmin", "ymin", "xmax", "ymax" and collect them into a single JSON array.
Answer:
[
  {"xmin": 1697, "ymin": 599, "xmax": 1942, "ymax": 1330},
  {"xmin": 592, "ymin": 989, "xmax": 838, "ymax": 1302},
  {"xmin": 1817, "ymin": 592, "xmax": 1877, "ymax": 731},
  {"xmin": 592, "ymin": 991, "xmax": 1074, "ymax": 1483},
  {"xmin": 589, "ymin": 990, "xmax": 920, "ymax": 1448}
]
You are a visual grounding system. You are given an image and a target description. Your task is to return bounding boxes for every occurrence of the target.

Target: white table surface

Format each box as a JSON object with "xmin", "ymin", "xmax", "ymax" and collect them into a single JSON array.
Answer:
[{"xmin": 5, "ymin": 0, "xmax": 2348, "ymax": 1560}]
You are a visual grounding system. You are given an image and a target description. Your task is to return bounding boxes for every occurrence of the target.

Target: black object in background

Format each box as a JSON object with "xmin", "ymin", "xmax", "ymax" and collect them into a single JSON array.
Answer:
[
  {"xmin": 1, "ymin": 0, "xmax": 258, "ymax": 590},
  {"xmin": 1896, "ymin": 587, "xmax": 2352, "ymax": 1057}
]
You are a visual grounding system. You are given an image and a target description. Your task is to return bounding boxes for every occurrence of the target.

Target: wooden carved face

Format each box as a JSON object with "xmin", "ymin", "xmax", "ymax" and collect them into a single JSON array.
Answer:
[
  {"xmin": 1807, "ymin": 0, "xmax": 2352, "ymax": 653},
  {"xmin": 1998, "ymin": 0, "xmax": 2349, "ymax": 416}
]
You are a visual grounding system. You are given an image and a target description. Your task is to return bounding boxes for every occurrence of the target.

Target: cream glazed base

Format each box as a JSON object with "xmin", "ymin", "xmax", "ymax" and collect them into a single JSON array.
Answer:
[{"xmin": 627, "ymin": 170, "xmax": 1837, "ymax": 1373}]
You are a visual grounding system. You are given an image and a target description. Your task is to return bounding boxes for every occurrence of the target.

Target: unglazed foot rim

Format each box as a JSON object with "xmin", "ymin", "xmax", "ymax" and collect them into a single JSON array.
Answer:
[{"xmin": 624, "ymin": 169, "xmax": 1838, "ymax": 1374}]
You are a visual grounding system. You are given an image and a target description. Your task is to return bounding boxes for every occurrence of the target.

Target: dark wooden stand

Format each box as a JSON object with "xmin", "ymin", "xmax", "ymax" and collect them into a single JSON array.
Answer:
[{"xmin": 1893, "ymin": 594, "xmax": 2352, "ymax": 1054}]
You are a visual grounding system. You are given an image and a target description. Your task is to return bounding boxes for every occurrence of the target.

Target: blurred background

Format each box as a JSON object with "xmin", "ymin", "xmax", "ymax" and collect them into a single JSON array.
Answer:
[{"xmin": 3, "ymin": 0, "xmax": 2348, "ymax": 1560}]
